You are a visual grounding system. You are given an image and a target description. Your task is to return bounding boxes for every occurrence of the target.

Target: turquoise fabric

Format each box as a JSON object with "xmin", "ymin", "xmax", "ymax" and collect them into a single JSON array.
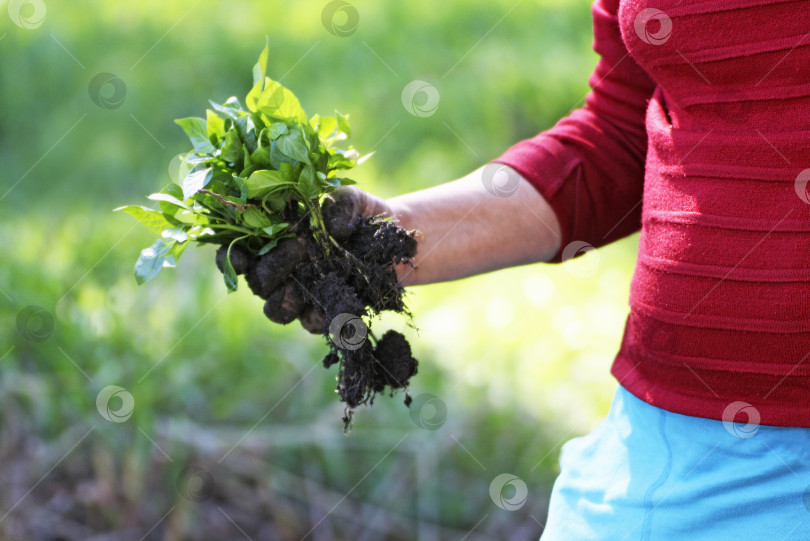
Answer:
[{"xmin": 540, "ymin": 385, "xmax": 810, "ymax": 540}]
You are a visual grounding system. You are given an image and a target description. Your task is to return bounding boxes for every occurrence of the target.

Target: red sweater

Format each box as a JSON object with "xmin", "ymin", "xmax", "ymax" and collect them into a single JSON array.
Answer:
[{"xmin": 494, "ymin": 0, "xmax": 810, "ymax": 427}]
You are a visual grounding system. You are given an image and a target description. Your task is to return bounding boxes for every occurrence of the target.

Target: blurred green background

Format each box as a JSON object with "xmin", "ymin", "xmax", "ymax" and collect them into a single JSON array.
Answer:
[{"xmin": 0, "ymin": 0, "xmax": 640, "ymax": 539}]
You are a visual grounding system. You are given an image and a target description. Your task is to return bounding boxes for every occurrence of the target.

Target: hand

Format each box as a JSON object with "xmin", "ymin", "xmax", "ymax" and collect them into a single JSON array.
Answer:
[
  {"xmin": 321, "ymin": 185, "xmax": 396, "ymax": 240},
  {"xmin": 215, "ymin": 186, "xmax": 400, "ymax": 334}
]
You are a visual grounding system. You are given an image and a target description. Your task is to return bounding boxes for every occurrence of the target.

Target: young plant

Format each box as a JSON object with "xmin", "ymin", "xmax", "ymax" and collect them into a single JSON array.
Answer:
[
  {"xmin": 117, "ymin": 42, "xmax": 419, "ymax": 430},
  {"xmin": 116, "ymin": 40, "xmax": 366, "ymax": 291}
]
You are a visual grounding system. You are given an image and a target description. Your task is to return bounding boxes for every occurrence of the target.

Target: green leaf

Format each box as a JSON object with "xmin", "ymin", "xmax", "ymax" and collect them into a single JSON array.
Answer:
[
  {"xmin": 247, "ymin": 78, "xmax": 307, "ymax": 123},
  {"xmin": 257, "ymin": 238, "xmax": 279, "ymax": 256},
  {"xmin": 181, "ymin": 166, "xmax": 213, "ymax": 198},
  {"xmin": 263, "ymin": 191, "xmax": 288, "ymax": 213},
  {"xmin": 241, "ymin": 145, "xmax": 256, "ymax": 178},
  {"xmin": 175, "ymin": 117, "xmax": 216, "ymax": 154},
  {"xmin": 183, "ymin": 153, "xmax": 209, "ymax": 164},
  {"xmin": 115, "ymin": 205, "xmax": 176, "ymax": 233},
  {"xmin": 264, "ymin": 122, "xmax": 288, "ymax": 141},
  {"xmin": 262, "ymin": 222, "xmax": 289, "ymax": 236},
  {"xmin": 269, "ymin": 141, "xmax": 293, "ymax": 168},
  {"xmin": 253, "ymin": 37, "xmax": 270, "ymax": 88},
  {"xmin": 246, "ymin": 169, "xmax": 291, "ymax": 198},
  {"xmin": 221, "ymin": 253, "xmax": 238, "ymax": 291},
  {"xmin": 161, "ymin": 227, "xmax": 189, "ymax": 243},
  {"xmin": 336, "ymin": 111, "xmax": 352, "ymax": 139},
  {"xmin": 206, "ymin": 110, "xmax": 226, "ymax": 141},
  {"xmin": 298, "ymin": 164, "xmax": 320, "ymax": 199},
  {"xmin": 168, "ymin": 154, "xmax": 194, "ymax": 185},
  {"xmin": 221, "ymin": 129, "xmax": 243, "ymax": 163},
  {"xmin": 233, "ymin": 175, "xmax": 249, "ymax": 200},
  {"xmin": 209, "ymin": 97, "xmax": 245, "ymax": 119},
  {"xmin": 241, "ymin": 207, "xmax": 273, "ymax": 229},
  {"xmin": 327, "ymin": 151, "xmax": 357, "ymax": 171},
  {"xmin": 222, "ymin": 240, "xmax": 242, "ymax": 292},
  {"xmin": 233, "ymin": 114, "xmax": 257, "ymax": 151},
  {"xmin": 250, "ymin": 146, "xmax": 272, "ymax": 168},
  {"xmin": 276, "ymin": 130, "xmax": 309, "ymax": 163},
  {"xmin": 134, "ymin": 239, "xmax": 175, "ymax": 285},
  {"xmin": 279, "ymin": 162, "xmax": 295, "ymax": 180},
  {"xmin": 171, "ymin": 239, "xmax": 189, "ymax": 261},
  {"xmin": 161, "ymin": 183, "xmax": 187, "ymax": 215},
  {"xmin": 317, "ymin": 116, "xmax": 339, "ymax": 141},
  {"xmin": 148, "ymin": 192, "xmax": 189, "ymax": 212}
]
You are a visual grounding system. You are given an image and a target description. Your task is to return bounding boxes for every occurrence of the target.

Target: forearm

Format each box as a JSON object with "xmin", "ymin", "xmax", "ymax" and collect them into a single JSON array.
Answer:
[{"xmin": 388, "ymin": 166, "xmax": 561, "ymax": 286}]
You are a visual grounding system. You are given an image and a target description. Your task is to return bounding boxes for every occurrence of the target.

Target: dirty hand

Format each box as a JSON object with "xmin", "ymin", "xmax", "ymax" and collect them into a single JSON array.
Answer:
[{"xmin": 215, "ymin": 186, "xmax": 396, "ymax": 334}]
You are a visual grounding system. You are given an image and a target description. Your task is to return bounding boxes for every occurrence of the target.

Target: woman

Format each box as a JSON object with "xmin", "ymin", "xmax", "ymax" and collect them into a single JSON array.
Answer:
[{"xmin": 257, "ymin": 0, "xmax": 810, "ymax": 538}]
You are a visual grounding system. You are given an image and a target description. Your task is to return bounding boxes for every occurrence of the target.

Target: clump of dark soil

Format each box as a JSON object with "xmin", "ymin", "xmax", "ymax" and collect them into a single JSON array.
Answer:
[{"xmin": 217, "ymin": 204, "xmax": 419, "ymax": 430}]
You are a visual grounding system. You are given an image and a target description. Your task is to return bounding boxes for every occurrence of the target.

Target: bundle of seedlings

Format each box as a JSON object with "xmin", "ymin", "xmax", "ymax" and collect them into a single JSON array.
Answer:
[{"xmin": 116, "ymin": 42, "xmax": 419, "ymax": 430}]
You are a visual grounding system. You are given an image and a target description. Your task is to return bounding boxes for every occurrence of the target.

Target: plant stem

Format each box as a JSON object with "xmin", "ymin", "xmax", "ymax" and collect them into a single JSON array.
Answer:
[
  {"xmin": 199, "ymin": 189, "xmax": 259, "ymax": 211},
  {"xmin": 300, "ymin": 193, "xmax": 332, "ymax": 255}
]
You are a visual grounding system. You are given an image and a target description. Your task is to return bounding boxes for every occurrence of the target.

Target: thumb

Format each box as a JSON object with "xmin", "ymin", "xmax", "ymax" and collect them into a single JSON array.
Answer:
[{"xmin": 321, "ymin": 186, "xmax": 366, "ymax": 240}]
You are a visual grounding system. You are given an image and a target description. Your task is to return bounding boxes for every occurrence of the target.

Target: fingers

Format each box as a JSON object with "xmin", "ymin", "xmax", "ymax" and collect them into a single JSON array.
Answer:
[
  {"xmin": 263, "ymin": 280, "xmax": 306, "ymax": 324},
  {"xmin": 322, "ymin": 186, "xmax": 364, "ymax": 240},
  {"xmin": 217, "ymin": 240, "xmax": 324, "ymax": 332},
  {"xmin": 244, "ymin": 237, "xmax": 307, "ymax": 299},
  {"xmin": 323, "ymin": 186, "xmax": 396, "ymax": 241},
  {"xmin": 299, "ymin": 304, "xmax": 327, "ymax": 334},
  {"xmin": 216, "ymin": 187, "xmax": 389, "ymax": 334}
]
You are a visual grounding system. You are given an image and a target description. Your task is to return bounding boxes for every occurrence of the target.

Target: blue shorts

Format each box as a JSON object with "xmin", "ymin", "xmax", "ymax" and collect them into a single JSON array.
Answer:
[{"xmin": 540, "ymin": 385, "xmax": 810, "ymax": 540}]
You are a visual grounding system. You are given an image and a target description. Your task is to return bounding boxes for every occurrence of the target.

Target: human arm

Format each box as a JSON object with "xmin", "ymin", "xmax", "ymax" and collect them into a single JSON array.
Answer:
[{"xmin": 351, "ymin": 0, "xmax": 658, "ymax": 284}]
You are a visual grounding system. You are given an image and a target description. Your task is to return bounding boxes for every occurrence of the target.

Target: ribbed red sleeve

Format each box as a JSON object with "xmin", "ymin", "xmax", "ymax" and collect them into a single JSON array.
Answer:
[{"xmin": 492, "ymin": 0, "xmax": 657, "ymax": 262}]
